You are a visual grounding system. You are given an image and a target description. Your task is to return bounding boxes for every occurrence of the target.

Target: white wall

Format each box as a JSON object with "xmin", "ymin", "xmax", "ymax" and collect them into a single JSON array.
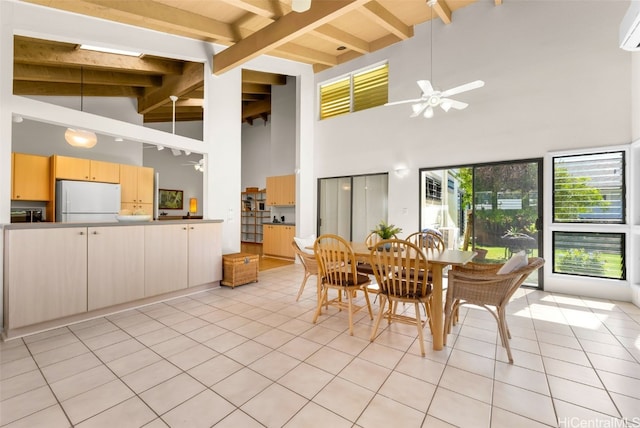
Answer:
[
  {"xmin": 313, "ymin": 0, "xmax": 633, "ymax": 299},
  {"xmin": 271, "ymin": 76, "xmax": 296, "ymax": 176},
  {"xmin": 241, "ymin": 121, "xmax": 271, "ymax": 190}
]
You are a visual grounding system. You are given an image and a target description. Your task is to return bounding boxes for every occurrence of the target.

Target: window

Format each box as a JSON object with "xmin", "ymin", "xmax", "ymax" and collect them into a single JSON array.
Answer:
[
  {"xmin": 553, "ymin": 232, "xmax": 625, "ymax": 280},
  {"xmin": 319, "ymin": 63, "xmax": 388, "ymax": 120},
  {"xmin": 552, "ymin": 150, "xmax": 627, "ymax": 280},
  {"xmin": 553, "ymin": 151, "xmax": 625, "ymax": 223},
  {"xmin": 425, "ymin": 176, "xmax": 442, "ymax": 201}
]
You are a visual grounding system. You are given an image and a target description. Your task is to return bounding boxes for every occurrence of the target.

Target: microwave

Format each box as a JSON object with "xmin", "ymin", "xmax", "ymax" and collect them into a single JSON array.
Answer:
[{"xmin": 10, "ymin": 209, "xmax": 43, "ymax": 223}]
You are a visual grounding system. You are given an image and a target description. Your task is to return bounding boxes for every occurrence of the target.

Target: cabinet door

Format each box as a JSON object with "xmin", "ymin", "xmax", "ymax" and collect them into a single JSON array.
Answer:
[
  {"xmin": 54, "ymin": 155, "xmax": 91, "ymax": 181},
  {"xmin": 119, "ymin": 164, "xmax": 138, "ymax": 203},
  {"xmin": 266, "ymin": 176, "xmax": 278, "ymax": 206},
  {"xmin": 5, "ymin": 228, "xmax": 87, "ymax": 329},
  {"xmin": 12, "ymin": 153, "xmax": 51, "ymax": 201},
  {"xmin": 281, "ymin": 226, "xmax": 296, "ymax": 258},
  {"xmin": 144, "ymin": 224, "xmax": 188, "ymax": 296},
  {"xmin": 263, "ymin": 225, "xmax": 277, "ymax": 255},
  {"xmin": 188, "ymin": 223, "xmax": 222, "ymax": 287},
  {"xmin": 87, "ymin": 226, "xmax": 145, "ymax": 310},
  {"xmin": 90, "ymin": 160, "xmax": 120, "ymax": 183},
  {"xmin": 137, "ymin": 166, "xmax": 155, "ymax": 204},
  {"xmin": 281, "ymin": 175, "xmax": 296, "ymax": 205}
]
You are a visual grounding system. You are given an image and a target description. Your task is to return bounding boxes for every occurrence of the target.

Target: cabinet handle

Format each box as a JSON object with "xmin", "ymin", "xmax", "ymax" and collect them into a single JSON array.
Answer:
[
  {"xmin": 190, "ymin": 227, "xmax": 194, "ymax": 230},
  {"xmin": 92, "ymin": 177, "xmax": 96, "ymax": 180},
  {"xmin": 15, "ymin": 195, "xmax": 20, "ymax": 198},
  {"xmin": 92, "ymin": 231, "xmax": 98, "ymax": 235},
  {"xmin": 183, "ymin": 227, "xmax": 187, "ymax": 230},
  {"xmin": 79, "ymin": 231, "xmax": 85, "ymax": 235}
]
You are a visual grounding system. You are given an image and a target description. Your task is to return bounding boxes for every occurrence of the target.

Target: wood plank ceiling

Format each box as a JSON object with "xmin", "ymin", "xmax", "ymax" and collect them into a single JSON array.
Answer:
[{"xmin": 15, "ymin": 0, "xmax": 487, "ymax": 124}]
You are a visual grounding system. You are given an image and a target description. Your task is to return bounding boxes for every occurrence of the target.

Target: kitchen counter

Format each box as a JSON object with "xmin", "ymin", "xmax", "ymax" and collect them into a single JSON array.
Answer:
[
  {"xmin": 3, "ymin": 219, "xmax": 223, "ymax": 230},
  {"xmin": 268, "ymin": 222, "xmax": 296, "ymax": 226}
]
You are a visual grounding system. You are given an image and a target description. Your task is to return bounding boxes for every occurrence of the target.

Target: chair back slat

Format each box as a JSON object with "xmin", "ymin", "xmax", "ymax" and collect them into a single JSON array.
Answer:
[
  {"xmin": 314, "ymin": 234, "xmax": 357, "ymax": 286},
  {"xmin": 405, "ymin": 231, "xmax": 445, "ymax": 252},
  {"xmin": 369, "ymin": 239, "xmax": 430, "ymax": 299}
]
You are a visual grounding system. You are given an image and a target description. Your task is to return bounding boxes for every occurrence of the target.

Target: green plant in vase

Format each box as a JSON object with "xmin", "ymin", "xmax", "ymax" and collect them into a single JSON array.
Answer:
[{"xmin": 372, "ymin": 220, "xmax": 402, "ymax": 241}]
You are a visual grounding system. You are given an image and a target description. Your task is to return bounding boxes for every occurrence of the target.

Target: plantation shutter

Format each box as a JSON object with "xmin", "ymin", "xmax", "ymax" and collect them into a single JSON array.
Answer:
[
  {"xmin": 553, "ymin": 151, "xmax": 624, "ymax": 223},
  {"xmin": 320, "ymin": 77, "xmax": 350, "ymax": 119},
  {"xmin": 353, "ymin": 63, "xmax": 388, "ymax": 112}
]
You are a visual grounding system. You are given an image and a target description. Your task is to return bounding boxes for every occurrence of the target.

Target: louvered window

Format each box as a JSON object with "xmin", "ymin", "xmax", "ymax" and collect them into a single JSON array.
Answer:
[
  {"xmin": 553, "ymin": 151, "xmax": 625, "ymax": 223},
  {"xmin": 319, "ymin": 63, "xmax": 388, "ymax": 120},
  {"xmin": 553, "ymin": 232, "xmax": 625, "ymax": 280}
]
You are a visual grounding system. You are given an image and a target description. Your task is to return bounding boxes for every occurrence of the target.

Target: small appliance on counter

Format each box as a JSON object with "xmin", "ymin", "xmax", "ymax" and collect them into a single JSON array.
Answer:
[{"xmin": 10, "ymin": 209, "xmax": 43, "ymax": 223}]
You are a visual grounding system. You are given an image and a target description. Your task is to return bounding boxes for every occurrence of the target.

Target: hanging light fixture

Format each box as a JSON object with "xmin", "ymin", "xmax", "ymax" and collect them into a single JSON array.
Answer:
[{"xmin": 65, "ymin": 67, "xmax": 97, "ymax": 148}]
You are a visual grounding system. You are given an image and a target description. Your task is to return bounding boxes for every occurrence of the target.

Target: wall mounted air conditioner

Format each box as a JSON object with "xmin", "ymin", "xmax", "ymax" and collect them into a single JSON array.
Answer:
[{"xmin": 620, "ymin": 1, "xmax": 640, "ymax": 51}]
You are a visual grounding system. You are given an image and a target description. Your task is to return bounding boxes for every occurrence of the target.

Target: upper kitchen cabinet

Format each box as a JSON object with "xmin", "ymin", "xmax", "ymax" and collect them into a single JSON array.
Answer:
[
  {"xmin": 12, "ymin": 152, "xmax": 50, "ymax": 201},
  {"xmin": 120, "ymin": 164, "xmax": 154, "ymax": 213},
  {"xmin": 266, "ymin": 174, "xmax": 295, "ymax": 206},
  {"xmin": 53, "ymin": 155, "xmax": 119, "ymax": 183}
]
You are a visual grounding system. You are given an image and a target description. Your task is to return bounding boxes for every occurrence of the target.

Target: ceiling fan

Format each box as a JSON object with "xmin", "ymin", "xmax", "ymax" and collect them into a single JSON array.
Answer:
[
  {"xmin": 182, "ymin": 158, "xmax": 204, "ymax": 172},
  {"xmin": 385, "ymin": 79, "xmax": 485, "ymax": 119},
  {"xmin": 385, "ymin": 0, "xmax": 484, "ymax": 118}
]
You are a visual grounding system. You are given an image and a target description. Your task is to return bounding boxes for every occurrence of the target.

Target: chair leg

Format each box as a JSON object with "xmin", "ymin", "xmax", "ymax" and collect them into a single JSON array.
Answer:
[
  {"xmin": 415, "ymin": 302, "xmax": 426, "ymax": 357},
  {"xmin": 295, "ymin": 272, "xmax": 311, "ymax": 301},
  {"xmin": 497, "ymin": 308, "xmax": 514, "ymax": 363},
  {"xmin": 347, "ymin": 287, "xmax": 354, "ymax": 335},
  {"xmin": 362, "ymin": 287, "xmax": 373, "ymax": 320},
  {"xmin": 370, "ymin": 295, "xmax": 387, "ymax": 341},
  {"xmin": 312, "ymin": 286, "xmax": 328, "ymax": 324}
]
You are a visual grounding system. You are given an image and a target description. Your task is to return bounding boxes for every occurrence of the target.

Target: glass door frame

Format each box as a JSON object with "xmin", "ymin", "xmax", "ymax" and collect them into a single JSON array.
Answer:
[{"xmin": 418, "ymin": 157, "xmax": 544, "ymax": 289}]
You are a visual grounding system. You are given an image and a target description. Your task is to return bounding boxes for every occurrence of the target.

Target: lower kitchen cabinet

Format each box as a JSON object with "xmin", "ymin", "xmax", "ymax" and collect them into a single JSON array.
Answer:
[
  {"xmin": 145, "ymin": 224, "xmax": 189, "ymax": 296},
  {"xmin": 88, "ymin": 226, "xmax": 145, "ymax": 310},
  {"xmin": 188, "ymin": 223, "xmax": 223, "ymax": 287},
  {"xmin": 263, "ymin": 224, "xmax": 295, "ymax": 258},
  {"xmin": 5, "ymin": 227, "xmax": 88, "ymax": 329}
]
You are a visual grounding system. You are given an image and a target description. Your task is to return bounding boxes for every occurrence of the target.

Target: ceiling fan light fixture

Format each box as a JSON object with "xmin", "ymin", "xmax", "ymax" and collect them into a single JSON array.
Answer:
[
  {"xmin": 423, "ymin": 106, "xmax": 434, "ymax": 119},
  {"xmin": 157, "ymin": 145, "xmax": 164, "ymax": 151},
  {"xmin": 65, "ymin": 128, "xmax": 98, "ymax": 148},
  {"xmin": 292, "ymin": 0, "xmax": 311, "ymax": 13}
]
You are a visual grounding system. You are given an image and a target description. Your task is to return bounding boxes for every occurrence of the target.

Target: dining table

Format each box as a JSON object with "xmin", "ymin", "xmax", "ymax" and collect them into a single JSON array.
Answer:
[{"xmin": 349, "ymin": 242, "xmax": 476, "ymax": 351}]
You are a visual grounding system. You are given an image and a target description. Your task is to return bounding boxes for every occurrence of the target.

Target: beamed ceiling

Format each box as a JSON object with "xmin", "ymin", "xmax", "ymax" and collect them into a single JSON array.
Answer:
[{"xmin": 15, "ymin": 0, "xmax": 491, "ymax": 124}]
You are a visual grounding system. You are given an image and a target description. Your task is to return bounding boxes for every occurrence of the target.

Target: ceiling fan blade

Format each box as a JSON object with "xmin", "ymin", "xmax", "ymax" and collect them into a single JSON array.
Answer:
[
  {"xmin": 410, "ymin": 102, "xmax": 428, "ymax": 118},
  {"xmin": 441, "ymin": 80, "xmax": 485, "ymax": 98},
  {"xmin": 417, "ymin": 80, "xmax": 434, "ymax": 95},
  {"xmin": 385, "ymin": 98, "xmax": 423, "ymax": 106},
  {"xmin": 440, "ymin": 98, "xmax": 468, "ymax": 112}
]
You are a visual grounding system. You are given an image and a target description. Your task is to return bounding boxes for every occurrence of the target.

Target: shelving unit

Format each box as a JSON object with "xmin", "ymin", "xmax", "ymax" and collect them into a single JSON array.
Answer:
[{"xmin": 241, "ymin": 189, "xmax": 269, "ymax": 243}]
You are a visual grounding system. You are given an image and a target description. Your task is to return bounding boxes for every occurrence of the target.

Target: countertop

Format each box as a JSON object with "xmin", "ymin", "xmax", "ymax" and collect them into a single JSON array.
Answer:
[
  {"xmin": 266, "ymin": 222, "xmax": 295, "ymax": 226},
  {"xmin": 3, "ymin": 219, "xmax": 224, "ymax": 230}
]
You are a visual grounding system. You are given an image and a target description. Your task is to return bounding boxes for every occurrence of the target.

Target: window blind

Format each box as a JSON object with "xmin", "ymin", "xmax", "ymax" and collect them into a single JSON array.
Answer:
[
  {"xmin": 353, "ymin": 64, "xmax": 388, "ymax": 112},
  {"xmin": 319, "ymin": 78, "xmax": 350, "ymax": 119},
  {"xmin": 553, "ymin": 231, "xmax": 625, "ymax": 280}
]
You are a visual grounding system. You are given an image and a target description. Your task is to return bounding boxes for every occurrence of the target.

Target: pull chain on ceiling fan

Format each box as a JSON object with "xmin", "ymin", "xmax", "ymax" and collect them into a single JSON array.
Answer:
[{"xmin": 385, "ymin": 0, "xmax": 484, "ymax": 118}]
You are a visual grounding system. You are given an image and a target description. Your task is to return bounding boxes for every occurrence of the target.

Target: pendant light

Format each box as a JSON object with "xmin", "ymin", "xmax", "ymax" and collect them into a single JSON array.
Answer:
[{"xmin": 65, "ymin": 66, "xmax": 97, "ymax": 148}]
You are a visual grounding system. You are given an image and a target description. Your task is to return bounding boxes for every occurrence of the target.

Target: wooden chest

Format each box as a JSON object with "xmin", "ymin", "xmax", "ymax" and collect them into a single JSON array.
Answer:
[{"xmin": 221, "ymin": 252, "xmax": 259, "ymax": 288}]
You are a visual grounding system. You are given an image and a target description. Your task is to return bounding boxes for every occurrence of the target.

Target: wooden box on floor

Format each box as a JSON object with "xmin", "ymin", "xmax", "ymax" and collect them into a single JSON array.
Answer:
[{"xmin": 221, "ymin": 252, "xmax": 259, "ymax": 288}]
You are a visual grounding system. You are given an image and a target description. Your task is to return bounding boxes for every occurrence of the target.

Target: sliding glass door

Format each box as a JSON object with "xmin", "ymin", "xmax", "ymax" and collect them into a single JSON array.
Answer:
[
  {"xmin": 420, "ymin": 159, "xmax": 543, "ymax": 288},
  {"xmin": 318, "ymin": 173, "xmax": 388, "ymax": 242}
]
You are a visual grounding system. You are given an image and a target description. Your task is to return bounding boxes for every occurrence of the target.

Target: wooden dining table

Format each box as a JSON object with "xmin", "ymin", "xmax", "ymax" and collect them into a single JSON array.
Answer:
[{"xmin": 349, "ymin": 242, "xmax": 476, "ymax": 351}]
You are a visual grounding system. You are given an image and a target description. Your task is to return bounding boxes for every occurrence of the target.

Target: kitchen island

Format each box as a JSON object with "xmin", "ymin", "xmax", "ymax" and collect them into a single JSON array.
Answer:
[{"xmin": 2, "ymin": 219, "xmax": 223, "ymax": 339}]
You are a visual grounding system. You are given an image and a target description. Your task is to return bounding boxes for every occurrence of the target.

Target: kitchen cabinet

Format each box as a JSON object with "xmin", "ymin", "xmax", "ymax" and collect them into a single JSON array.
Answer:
[
  {"xmin": 241, "ymin": 189, "xmax": 269, "ymax": 243},
  {"xmin": 11, "ymin": 152, "xmax": 51, "ymax": 201},
  {"xmin": 263, "ymin": 224, "xmax": 295, "ymax": 258},
  {"xmin": 266, "ymin": 174, "xmax": 295, "ymax": 206},
  {"xmin": 144, "ymin": 224, "xmax": 189, "ymax": 296},
  {"xmin": 53, "ymin": 155, "xmax": 119, "ymax": 183},
  {"xmin": 187, "ymin": 222, "xmax": 223, "ymax": 287},
  {"xmin": 4, "ymin": 227, "xmax": 87, "ymax": 329},
  {"xmin": 120, "ymin": 164, "xmax": 154, "ymax": 214},
  {"xmin": 87, "ymin": 226, "xmax": 145, "ymax": 310}
]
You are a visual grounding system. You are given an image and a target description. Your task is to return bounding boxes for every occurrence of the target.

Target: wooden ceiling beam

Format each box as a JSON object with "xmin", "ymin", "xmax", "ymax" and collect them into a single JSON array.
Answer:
[
  {"xmin": 137, "ymin": 62, "xmax": 204, "ymax": 114},
  {"xmin": 273, "ymin": 43, "xmax": 338, "ymax": 66},
  {"xmin": 14, "ymin": 39, "xmax": 183, "ymax": 75},
  {"xmin": 143, "ymin": 111, "xmax": 203, "ymax": 123},
  {"xmin": 213, "ymin": 0, "xmax": 368, "ymax": 74},
  {"xmin": 242, "ymin": 97, "xmax": 271, "ymax": 120},
  {"xmin": 360, "ymin": 1, "xmax": 413, "ymax": 40},
  {"xmin": 13, "ymin": 81, "xmax": 143, "ymax": 97},
  {"xmin": 242, "ymin": 82, "xmax": 272, "ymax": 94},
  {"xmin": 14, "ymin": 63, "xmax": 162, "ymax": 87},
  {"xmin": 219, "ymin": 0, "xmax": 283, "ymax": 18},
  {"xmin": 430, "ymin": 0, "xmax": 452, "ymax": 25},
  {"xmin": 312, "ymin": 24, "xmax": 370, "ymax": 54},
  {"xmin": 242, "ymin": 93, "xmax": 267, "ymax": 101},
  {"xmin": 242, "ymin": 69, "xmax": 287, "ymax": 85}
]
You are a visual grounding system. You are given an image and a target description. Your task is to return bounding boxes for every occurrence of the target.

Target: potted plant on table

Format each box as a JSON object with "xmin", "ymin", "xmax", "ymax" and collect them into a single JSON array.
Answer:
[{"xmin": 372, "ymin": 220, "xmax": 402, "ymax": 250}]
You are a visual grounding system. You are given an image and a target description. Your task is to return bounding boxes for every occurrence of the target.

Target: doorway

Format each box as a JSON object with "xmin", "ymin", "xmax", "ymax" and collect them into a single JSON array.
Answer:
[
  {"xmin": 317, "ymin": 173, "xmax": 388, "ymax": 242},
  {"xmin": 420, "ymin": 159, "xmax": 543, "ymax": 288}
]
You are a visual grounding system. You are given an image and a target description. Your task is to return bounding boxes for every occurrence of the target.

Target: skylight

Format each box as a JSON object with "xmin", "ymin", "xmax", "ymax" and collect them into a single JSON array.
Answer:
[{"xmin": 79, "ymin": 44, "xmax": 141, "ymax": 57}]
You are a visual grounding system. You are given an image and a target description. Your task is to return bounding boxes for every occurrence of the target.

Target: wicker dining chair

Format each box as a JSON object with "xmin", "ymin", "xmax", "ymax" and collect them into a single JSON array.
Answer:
[
  {"xmin": 291, "ymin": 240, "xmax": 320, "ymax": 302},
  {"xmin": 369, "ymin": 238, "xmax": 433, "ymax": 356},
  {"xmin": 444, "ymin": 257, "xmax": 545, "ymax": 363},
  {"xmin": 313, "ymin": 234, "xmax": 373, "ymax": 335}
]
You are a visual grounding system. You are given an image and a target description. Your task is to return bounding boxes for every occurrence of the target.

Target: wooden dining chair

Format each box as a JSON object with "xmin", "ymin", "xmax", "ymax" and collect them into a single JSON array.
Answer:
[
  {"xmin": 356, "ymin": 231, "xmax": 398, "ymax": 276},
  {"xmin": 368, "ymin": 239, "xmax": 433, "ymax": 356},
  {"xmin": 444, "ymin": 257, "xmax": 545, "ymax": 363},
  {"xmin": 291, "ymin": 240, "xmax": 320, "ymax": 302},
  {"xmin": 405, "ymin": 230, "xmax": 445, "ymax": 252},
  {"xmin": 313, "ymin": 234, "xmax": 373, "ymax": 335}
]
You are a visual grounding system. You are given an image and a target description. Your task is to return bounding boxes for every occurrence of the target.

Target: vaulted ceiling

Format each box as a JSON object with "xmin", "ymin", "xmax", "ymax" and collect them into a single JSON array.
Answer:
[{"xmin": 15, "ymin": 0, "xmax": 489, "ymax": 124}]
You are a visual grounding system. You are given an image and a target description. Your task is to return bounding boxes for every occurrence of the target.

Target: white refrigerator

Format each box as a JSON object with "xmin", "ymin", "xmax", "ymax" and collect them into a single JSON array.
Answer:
[{"xmin": 56, "ymin": 180, "xmax": 121, "ymax": 223}]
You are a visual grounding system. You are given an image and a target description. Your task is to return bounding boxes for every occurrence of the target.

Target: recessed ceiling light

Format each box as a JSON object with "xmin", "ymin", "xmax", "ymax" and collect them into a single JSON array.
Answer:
[
  {"xmin": 337, "ymin": 46, "xmax": 347, "ymax": 51},
  {"xmin": 80, "ymin": 44, "xmax": 141, "ymax": 57},
  {"xmin": 114, "ymin": 137, "xmax": 123, "ymax": 142}
]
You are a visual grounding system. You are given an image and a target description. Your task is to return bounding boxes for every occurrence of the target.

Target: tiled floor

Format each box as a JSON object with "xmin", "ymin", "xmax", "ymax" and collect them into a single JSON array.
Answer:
[{"xmin": 1, "ymin": 264, "xmax": 639, "ymax": 427}]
